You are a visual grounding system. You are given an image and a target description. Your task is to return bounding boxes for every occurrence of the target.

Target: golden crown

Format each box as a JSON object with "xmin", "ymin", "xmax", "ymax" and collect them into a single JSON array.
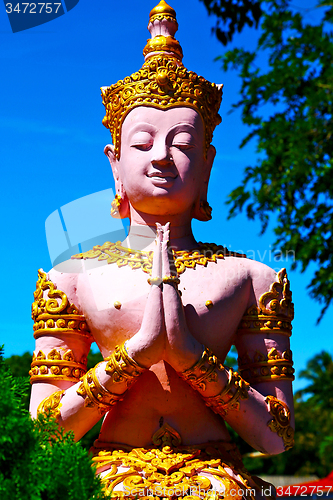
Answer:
[{"xmin": 101, "ymin": 0, "xmax": 223, "ymax": 159}]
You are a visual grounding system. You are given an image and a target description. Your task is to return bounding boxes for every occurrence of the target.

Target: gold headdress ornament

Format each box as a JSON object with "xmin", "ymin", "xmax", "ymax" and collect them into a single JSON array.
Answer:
[{"xmin": 101, "ymin": 0, "xmax": 223, "ymax": 159}]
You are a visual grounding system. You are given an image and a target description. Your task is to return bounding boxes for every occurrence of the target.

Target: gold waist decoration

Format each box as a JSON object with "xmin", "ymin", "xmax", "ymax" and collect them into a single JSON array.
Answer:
[
  {"xmin": 237, "ymin": 268, "xmax": 294, "ymax": 337},
  {"xmin": 29, "ymin": 347, "xmax": 87, "ymax": 383},
  {"xmin": 71, "ymin": 241, "xmax": 246, "ymax": 277},
  {"xmin": 238, "ymin": 348, "xmax": 295, "ymax": 384},
  {"xmin": 92, "ymin": 440, "xmax": 259, "ymax": 500},
  {"xmin": 32, "ymin": 269, "xmax": 92, "ymax": 341}
]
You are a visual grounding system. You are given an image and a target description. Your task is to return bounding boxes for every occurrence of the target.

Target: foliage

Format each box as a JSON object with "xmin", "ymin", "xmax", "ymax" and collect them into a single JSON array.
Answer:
[
  {"xmin": 199, "ymin": 0, "xmax": 262, "ymax": 45},
  {"xmin": 0, "ymin": 346, "xmax": 106, "ymax": 499},
  {"xmin": 202, "ymin": 0, "xmax": 333, "ymax": 321}
]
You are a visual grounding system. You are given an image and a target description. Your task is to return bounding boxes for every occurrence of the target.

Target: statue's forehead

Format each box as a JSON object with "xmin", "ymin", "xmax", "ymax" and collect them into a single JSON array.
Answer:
[{"xmin": 121, "ymin": 105, "xmax": 204, "ymax": 133}]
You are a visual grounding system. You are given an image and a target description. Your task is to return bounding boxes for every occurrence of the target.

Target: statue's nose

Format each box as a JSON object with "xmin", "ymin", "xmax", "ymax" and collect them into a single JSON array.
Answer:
[{"xmin": 151, "ymin": 141, "xmax": 173, "ymax": 165}]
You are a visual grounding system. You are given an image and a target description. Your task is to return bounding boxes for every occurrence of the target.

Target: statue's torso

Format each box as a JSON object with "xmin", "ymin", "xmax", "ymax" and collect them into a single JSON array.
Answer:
[{"xmin": 51, "ymin": 253, "xmax": 273, "ymax": 446}]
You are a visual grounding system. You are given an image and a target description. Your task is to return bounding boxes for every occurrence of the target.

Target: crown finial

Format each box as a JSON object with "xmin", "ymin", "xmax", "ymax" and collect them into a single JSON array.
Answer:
[
  {"xmin": 144, "ymin": 1, "xmax": 182, "ymax": 61},
  {"xmin": 149, "ymin": 0, "xmax": 176, "ymax": 20}
]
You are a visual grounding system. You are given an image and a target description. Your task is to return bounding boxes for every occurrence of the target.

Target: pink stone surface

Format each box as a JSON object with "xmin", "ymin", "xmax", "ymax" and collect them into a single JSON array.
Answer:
[{"xmin": 30, "ymin": 106, "xmax": 294, "ymax": 456}]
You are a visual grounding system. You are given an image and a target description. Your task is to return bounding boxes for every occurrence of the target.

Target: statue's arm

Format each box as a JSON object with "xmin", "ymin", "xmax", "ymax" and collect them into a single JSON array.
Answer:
[
  {"xmin": 29, "ymin": 267, "xmax": 146, "ymax": 440},
  {"xmin": 174, "ymin": 263, "xmax": 294, "ymax": 455},
  {"xmin": 232, "ymin": 264, "xmax": 295, "ymax": 453}
]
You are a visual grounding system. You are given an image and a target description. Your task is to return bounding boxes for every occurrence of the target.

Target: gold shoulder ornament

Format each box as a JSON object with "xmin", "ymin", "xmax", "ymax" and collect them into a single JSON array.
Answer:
[
  {"xmin": 265, "ymin": 395, "xmax": 295, "ymax": 451},
  {"xmin": 238, "ymin": 268, "xmax": 294, "ymax": 337}
]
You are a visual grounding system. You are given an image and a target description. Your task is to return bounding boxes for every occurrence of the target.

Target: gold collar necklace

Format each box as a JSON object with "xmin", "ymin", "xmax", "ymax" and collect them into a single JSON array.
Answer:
[{"xmin": 72, "ymin": 241, "xmax": 246, "ymax": 276}]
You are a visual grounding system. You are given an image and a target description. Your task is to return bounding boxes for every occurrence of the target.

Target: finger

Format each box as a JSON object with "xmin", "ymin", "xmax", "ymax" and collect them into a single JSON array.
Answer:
[{"xmin": 150, "ymin": 224, "xmax": 162, "ymax": 282}]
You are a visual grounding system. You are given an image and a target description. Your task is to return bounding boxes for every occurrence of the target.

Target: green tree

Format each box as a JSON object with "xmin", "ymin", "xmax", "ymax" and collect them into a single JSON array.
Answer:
[
  {"xmin": 200, "ymin": 0, "xmax": 333, "ymax": 321},
  {"xmin": 0, "ymin": 347, "xmax": 106, "ymax": 498}
]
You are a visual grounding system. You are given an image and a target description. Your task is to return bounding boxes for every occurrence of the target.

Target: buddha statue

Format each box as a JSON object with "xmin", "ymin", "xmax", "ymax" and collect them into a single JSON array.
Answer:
[{"xmin": 29, "ymin": 1, "xmax": 295, "ymax": 498}]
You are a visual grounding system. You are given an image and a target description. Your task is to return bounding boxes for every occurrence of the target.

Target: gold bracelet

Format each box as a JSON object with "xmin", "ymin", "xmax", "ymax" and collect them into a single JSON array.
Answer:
[
  {"xmin": 203, "ymin": 369, "xmax": 250, "ymax": 417},
  {"xmin": 265, "ymin": 395, "xmax": 294, "ymax": 450},
  {"xmin": 179, "ymin": 346, "xmax": 224, "ymax": 392},
  {"xmin": 147, "ymin": 276, "xmax": 162, "ymax": 286},
  {"xmin": 105, "ymin": 342, "xmax": 146, "ymax": 388},
  {"xmin": 162, "ymin": 275, "xmax": 180, "ymax": 285},
  {"xmin": 77, "ymin": 363, "xmax": 123, "ymax": 415}
]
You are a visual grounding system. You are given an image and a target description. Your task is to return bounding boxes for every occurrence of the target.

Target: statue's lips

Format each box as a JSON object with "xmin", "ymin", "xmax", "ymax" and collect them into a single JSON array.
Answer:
[{"xmin": 147, "ymin": 171, "xmax": 178, "ymax": 185}]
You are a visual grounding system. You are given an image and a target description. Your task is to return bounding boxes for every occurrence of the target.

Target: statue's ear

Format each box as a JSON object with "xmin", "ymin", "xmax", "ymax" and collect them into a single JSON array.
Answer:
[
  {"xmin": 104, "ymin": 144, "xmax": 120, "ymax": 186},
  {"xmin": 204, "ymin": 144, "xmax": 216, "ymax": 182},
  {"xmin": 104, "ymin": 144, "xmax": 130, "ymax": 219},
  {"xmin": 192, "ymin": 144, "xmax": 216, "ymax": 222}
]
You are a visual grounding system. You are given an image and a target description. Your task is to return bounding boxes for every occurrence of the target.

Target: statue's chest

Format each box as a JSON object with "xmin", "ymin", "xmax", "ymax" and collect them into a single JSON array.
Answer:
[{"xmin": 77, "ymin": 261, "xmax": 249, "ymax": 358}]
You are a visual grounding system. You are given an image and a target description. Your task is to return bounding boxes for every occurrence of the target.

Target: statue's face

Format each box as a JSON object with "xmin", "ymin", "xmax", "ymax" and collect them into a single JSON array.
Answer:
[{"xmin": 111, "ymin": 106, "xmax": 214, "ymax": 218}]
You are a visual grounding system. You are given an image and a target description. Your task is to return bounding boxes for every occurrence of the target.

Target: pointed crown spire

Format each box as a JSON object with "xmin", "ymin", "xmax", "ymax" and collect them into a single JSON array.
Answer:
[{"xmin": 101, "ymin": 1, "xmax": 223, "ymax": 159}]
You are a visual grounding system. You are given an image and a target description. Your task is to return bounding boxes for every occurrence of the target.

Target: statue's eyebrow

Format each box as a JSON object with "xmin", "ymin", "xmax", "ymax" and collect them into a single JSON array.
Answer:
[
  {"xmin": 126, "ymin": 122, "xmax": 158, "ymax": 136},
  {"xmin": 168, "ymin": 123, "xmax": 200, "ymax": 139}
]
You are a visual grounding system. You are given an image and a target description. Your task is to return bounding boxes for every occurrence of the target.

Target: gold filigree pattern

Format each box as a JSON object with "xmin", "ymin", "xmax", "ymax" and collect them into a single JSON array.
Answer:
[
  {"xmin": 179, "ymin": 347, "xmax": 224, "ymax": 392},
  {"xmin": 101, "ymin": 2, "xmax": 222, "ymax": 159},
  {"xmin": 32, "ymin": 269, "xmax": 92, "ymax": 340},
  {"xmin": 152, "ymin": 422, "xmax": 182, "ymax": 448},
  {"xmin": 72, "ymin": 241, "xmax": 246, "ymax": 277},
  {"xmin": 77, "ymin": 363, "xmax": 124, "ymax": 415},
  {"xmin": 91, "ymin": 440, "xmax": 257, "ymax": 500},
  {"xmin": 238, "ymin": 348, "xmax": 295, "ymax": 384},
  {"xmin": 203, "ymin": 369, "xmax": 250, "ymax": 417},
  {"xmin": 37, "ymin": 390, "xmax": 65, "ymax": 422},
  {"xmin": 265, "ymin": 395, "xmax": 294, "ymax": 451},
  {"xmin": 29, "ymin": 348, "xmax": 87, "ymax": 383},
  {"xmin": 237, "ymin": 268, "xmax": 294, "ymax": 337}
]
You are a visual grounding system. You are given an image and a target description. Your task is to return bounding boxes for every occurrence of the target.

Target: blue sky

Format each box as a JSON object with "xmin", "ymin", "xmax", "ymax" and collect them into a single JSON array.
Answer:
[{"xmin": 1, "ymin": 0, "xmax": 331, "ymax": 391}]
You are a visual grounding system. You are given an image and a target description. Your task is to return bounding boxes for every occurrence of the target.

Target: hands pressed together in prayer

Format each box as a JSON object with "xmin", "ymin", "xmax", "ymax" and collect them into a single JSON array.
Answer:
[{"xmin": 126, "ymin": 222, "xmax": 203, "ymax": 373}]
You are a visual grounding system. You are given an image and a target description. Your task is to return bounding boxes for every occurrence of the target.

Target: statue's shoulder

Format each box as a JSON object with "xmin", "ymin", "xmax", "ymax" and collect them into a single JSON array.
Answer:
[{"xmin": 34, "ymin": 258, "xmax": 84, "ymax": 307}]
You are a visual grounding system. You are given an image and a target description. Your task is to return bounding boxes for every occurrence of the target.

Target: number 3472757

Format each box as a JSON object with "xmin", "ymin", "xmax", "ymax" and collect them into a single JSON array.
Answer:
[{"xmin": 5, "ymin": 3, "xmax": 62, "ymax": 14}]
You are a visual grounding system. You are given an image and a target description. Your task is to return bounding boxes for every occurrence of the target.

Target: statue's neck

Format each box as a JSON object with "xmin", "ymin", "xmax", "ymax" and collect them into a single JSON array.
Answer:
[{"xmin": 123, "ymin": 208, "xmax": 197, "ymax": 252}]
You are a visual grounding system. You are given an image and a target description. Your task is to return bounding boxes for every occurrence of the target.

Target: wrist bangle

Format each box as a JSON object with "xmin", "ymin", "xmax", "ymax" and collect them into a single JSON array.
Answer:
[
  {"xmin": 203, "ymin": 368, "xmax": 250, "ymax": 417},
  {"xmin": 104, "ymin": 341, "xmax": 146, "ymax": 387},
  {"xmin": 179, "ymin": 346, "xmax": 224, "ymax": 392},
  {"xmin": 77, "ymin": 363, "xmax": 123, "ymax": 415}
]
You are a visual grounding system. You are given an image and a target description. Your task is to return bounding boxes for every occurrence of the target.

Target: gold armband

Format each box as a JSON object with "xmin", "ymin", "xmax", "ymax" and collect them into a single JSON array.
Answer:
[
  {"xmin": 77, "ymin": 363, "xmax": 123, "ymax": 415},
  {"xmin": 265, "ymin": 395, "xmax": 294, "ymax": 450},
  {"xmin": 179, "ymin": 346, "xmax": 224, "ymax": 392},
  {"xmin": 105, "ymin": 342, "xmax": 146, "ymax": 388},
  {"xmin": 238, "ymin": 348, "xmax": 295, "ymax": 384},
  {"xmin": 32, "ymin": 269, "xmax": 92, "ymax": 341},
  {"xmin": 203, "ymin": 368, "xmax": 250, "ymax": 417},
  {"xmin": 29, "ymin": 348, "xmax": 87, "ymax": 384},
  {"xmin": 37, "ymin": 390, "xmax": 65, "ymax": 422}
]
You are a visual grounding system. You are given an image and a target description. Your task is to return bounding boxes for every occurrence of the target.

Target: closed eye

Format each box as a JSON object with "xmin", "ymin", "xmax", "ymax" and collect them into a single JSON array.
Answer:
[
  {"xmin": 132, "ymin": 143, "xmax": 153, "ymax": 151},
  {"xmin": 172, "ymin": 143, "xmax": 195, "ymax": 151}
]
